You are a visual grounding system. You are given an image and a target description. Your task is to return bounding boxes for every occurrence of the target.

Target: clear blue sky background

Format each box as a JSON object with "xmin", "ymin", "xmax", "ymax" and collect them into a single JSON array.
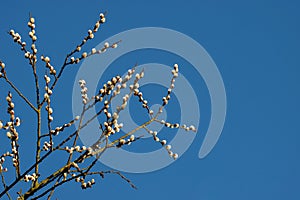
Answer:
[{"xmin": 0, "ymin": 0, "xmax": 299, "ymax": 199}]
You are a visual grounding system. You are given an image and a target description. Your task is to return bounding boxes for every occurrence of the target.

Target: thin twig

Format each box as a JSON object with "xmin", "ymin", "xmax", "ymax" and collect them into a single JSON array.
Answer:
[
  {"xmin": 0, "ymin": 171, "xmax": 12, "ymax": 200},
  {"xmin": 47, "ymin": 175, "xmax": 63, "ymax": 200},
  {"xmin": 98, "ymin": 170, "xmax": 137, "ymax": 189},
  {"xmin": 2, "ymin": 75, "xmax": 38, "ymax": 112},
  {"xmin": 66, "ymin": 105, "xmax": 85, "ymax": 164},
  {"xmin": 34, "ymin": 110, "xmax": 42, "ymax": 187}
]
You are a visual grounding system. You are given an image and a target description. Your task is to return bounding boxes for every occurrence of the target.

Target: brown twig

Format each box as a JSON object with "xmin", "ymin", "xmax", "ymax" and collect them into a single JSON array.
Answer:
[
  {"xmin": 0, "ymin": 171, "xmax": 12, "ymax": 200},
  {"xmin": 2, "ymin": 74, "xmax": 38, "ymax": 112}
]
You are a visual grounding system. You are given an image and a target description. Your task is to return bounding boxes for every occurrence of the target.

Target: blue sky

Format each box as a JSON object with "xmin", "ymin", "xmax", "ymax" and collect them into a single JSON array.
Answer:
[{"xmin": 0, "ymin": 0, "xmax": 299, "ymax": 199}]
